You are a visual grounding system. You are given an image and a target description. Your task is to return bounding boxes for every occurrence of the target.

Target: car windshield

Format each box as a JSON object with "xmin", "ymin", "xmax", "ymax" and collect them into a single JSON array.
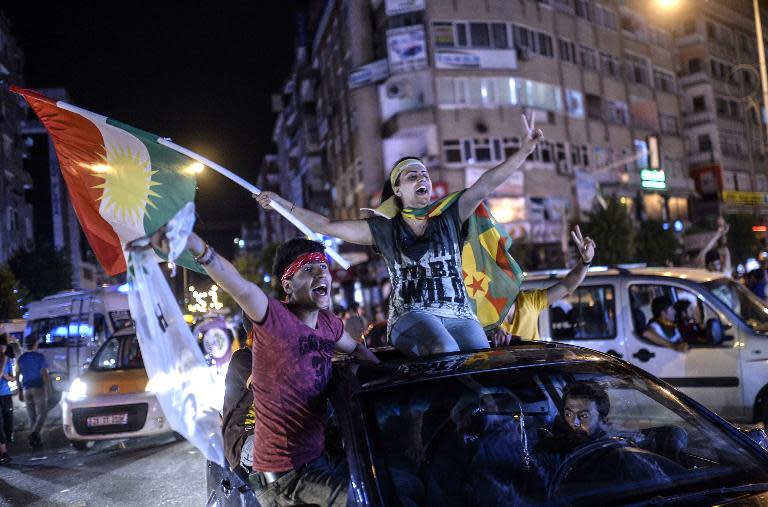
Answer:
[
  {"xmin": 360, "ymin": 362, "xmax": 768, "ymax": 506},
  {"xmin": 91, "ymin": 334, "xmax": 144, "ymax": 371},
  {"xmin": 704, "ymin": 278, "xmax": 768, "ymax": 333}
]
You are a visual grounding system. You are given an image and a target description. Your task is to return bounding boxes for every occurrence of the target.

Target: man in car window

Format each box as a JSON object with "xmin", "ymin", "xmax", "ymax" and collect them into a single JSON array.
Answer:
[
  {"xmin": 491, "ymin": 226, "xmax": 596, "ymax": 345},
  {"xmin": 535, "ymin": 381, "xmax": 610, "ymax": 481},
  {"xmin": 644, "ymin": 296, "xmax": 687, "ymax": 351},
  {"xmin": 138, "ymin": 228, "xmax": 380, "ymax": 507}
]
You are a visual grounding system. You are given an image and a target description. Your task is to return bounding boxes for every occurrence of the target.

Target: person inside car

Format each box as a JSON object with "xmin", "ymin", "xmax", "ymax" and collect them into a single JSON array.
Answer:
[
  {"xmin": 137, "ymin": 228, "xmax": 380, "ymax": 507},
  {"xmin": 643, "ymin": 296, "xmax": 687, "ymax": 351},
  {"xmin": 491, "ymin": 225, "xmax": 596, "ymax": 345},
  {"xmin": 673, "ymin": 299, "xmax": 708, "ymax": 345},
  {"xmin": 535, "ymin": 381, "xmax": 611, "ymax": 483}
]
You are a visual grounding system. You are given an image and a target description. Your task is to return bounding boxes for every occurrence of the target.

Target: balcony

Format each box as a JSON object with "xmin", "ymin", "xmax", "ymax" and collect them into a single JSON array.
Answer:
[
  {"xmin": 686, "ymin": 150, "xmax": 716, "ymax": 167},
  {"xmin": 380, "ymin": 107, "xmax": 436, "ymax": 139},
  {"xmin": 682, "ymin": 110, "xmax": 716, "ymax": 128},
  {"xmin": 678, "ymin": 70, "xmax": 709, "ymax": 89}
]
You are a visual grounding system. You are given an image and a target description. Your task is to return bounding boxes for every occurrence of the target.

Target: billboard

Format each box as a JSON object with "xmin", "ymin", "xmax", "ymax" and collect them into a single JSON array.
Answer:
[
  {"xmin": 385, "ymin": 0, "xmax": 425, "ymax": 15},
  {"xmin": 348, "ymin": 59, "xmax": 390, "ymax": 89},
  {"xmin": 435, "ymin": 49, "xmax": 517, "ymax": 70},
  {"xmin": 387, "ymin": 25, "xmax": 427, "ymax": 73}
]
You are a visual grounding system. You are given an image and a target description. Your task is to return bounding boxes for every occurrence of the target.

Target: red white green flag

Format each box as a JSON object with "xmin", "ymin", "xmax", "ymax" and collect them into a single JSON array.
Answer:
[{"xmin": 12, "ymin": 86, "xmax": 201, "ymax": 276}]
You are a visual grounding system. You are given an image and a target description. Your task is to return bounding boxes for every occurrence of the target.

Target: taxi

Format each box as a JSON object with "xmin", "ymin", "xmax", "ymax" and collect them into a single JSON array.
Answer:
[{"xmin": 62, "ymin": 327, "xmax": 176, "ymax": 449}]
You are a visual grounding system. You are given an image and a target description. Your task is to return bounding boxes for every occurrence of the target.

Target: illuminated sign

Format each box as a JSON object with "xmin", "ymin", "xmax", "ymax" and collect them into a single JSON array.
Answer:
[{"xmin": 640, "ymin": 169, "xmax": 666, "ymax": 190}]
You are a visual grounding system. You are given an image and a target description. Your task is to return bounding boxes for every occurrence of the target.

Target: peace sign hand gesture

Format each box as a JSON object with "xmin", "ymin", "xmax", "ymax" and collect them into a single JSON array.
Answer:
[
  {"xmin": 521, "ymin": 113, "xmax": 544, "ymax": 155},
  {"xmin": 571, "ymin": 225, "xmax": 595, "ymax": 265}
]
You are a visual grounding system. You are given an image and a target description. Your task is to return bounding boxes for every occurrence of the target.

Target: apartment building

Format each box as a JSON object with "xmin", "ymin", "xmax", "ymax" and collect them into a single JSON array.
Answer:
[
  {"xmin": 0, "ymin": 15, "xmax": 34, "ymax": 263},
  {"xmin": 673, "ymin": 0, "xmax": 768, "ymax": 218}
]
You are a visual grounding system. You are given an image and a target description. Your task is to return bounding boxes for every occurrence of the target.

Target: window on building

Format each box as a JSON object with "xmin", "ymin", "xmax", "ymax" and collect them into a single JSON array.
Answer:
[
  {"xmin": 698, "ymin": 134, "xmax": 712, "ymax": 152},
  {"xmin": 706, "ymin": 21, "xmax": 716, "ymax": 40},
  {"xmin": 600, "ymin": 52, "xmax": 621, "ymax": 77},
  {"xmin": 575, "ymin": 0, "xmax": 592, "ymax": 20},
  {"xmin": 667, "ymin": 197, "xmax": 688, "ymax": 221},
  {"xmin": 433, "ymin": 22, "xmax": 455, "ymax": 47},
  {"xmin": 473, "ymin": 138, "xmax": 493, "ymax": 162},
  {"xmin": 653, "ymin": 69, "xmax": 675, "ymax": 93},
  {"xmin": 736, "ymin": 172, "xmax": 751, "ymax": 191},
  {"xmin": 625, "ymin": 53, "xmax": 649, "ymax": 85},
  {"xmin": 513, "ymin": 25, "xmax": 534, "ymax": 50},
  {"xmin": 692, "ymin": 95, "xmax": 707, "ymax": 113},
  {"xmin": 594, "ymin": 4, "xmax": 617, "ymax": 30},
  {"xmin": 470, "ymin": 23, "xmax": 491, "ymax": 47},
  {"xmin": 436, "ymin": 78, "xmax": 455, "ymax": 104},
  {"xmin": 502, "ymin": 137, "xmax": 520, "ymax": 158},
  {"xmin": 683, "ymin": 18, "xmax": 696, "ymax": 34},
  {"xmin": 559, "ymin": 38, "xmax": 577, "ymax": 64},
  {"xmin": 579, "ymin": 45, "xmax": 597, "ymax": 70},
  {"xmin": 607, "ymin": 100, "xmax": 629, "ymax": 126},
  {"xmin": 538, "ymin": 141, "xmax": 554, "ymax": 163},
  {"xmin": 729, "ymin": 100, "xmax": 741, "ymax": 119},
  {"xmin": 688, "ymin": 58, "xmax": 701, "ymax": 74},
  {"xmin": 594, "ymin": 145, "xmax": 611, "ymax": 167},
  {"xmin": 480, "ymin": 78, "xmax": 496, "ymax": 105},
  {"xmin": 555, "ymin": 142, "xmax": 568, "ymax": 166},
  {"xmin": 757, "ymin": 174, "xmax": 768, "ymax": 192},
  {"xmin": 443, "ymin": 139, "xmax": 463, "ymax": 163},
  {"xmin": 492, "ymin": 23, "xmax": 509, "ymax": 49},
  {"xmin": 586, "ymin": 94, "xmax": 603, "ymax": 120},
  {"xmin": 571, "ymin": 144, "xmax": 590, "ymax": 167},
  {"xmin": 716, "ymin": 97, "xmax": 728, "ymax": 116},
  {"xmin": 660, "ymin": 113, "xmax": 678, "ymax": 134},
  {"xmin": 456, "ymin": 23, "xmax": 468, "ymax": 47},
  {"xmin": 537, "ymin": 33, "xmax": 554, "ymax": 57}
]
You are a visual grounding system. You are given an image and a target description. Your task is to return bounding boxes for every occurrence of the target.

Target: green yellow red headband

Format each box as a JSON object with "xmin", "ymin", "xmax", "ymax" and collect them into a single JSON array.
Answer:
[{"xmin": 390, "ymin": 158, "xmax": 426, "ymax": 187}]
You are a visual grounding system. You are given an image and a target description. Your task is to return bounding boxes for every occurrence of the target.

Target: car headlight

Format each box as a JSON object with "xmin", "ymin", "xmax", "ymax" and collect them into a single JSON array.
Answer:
[{"xmin": 67, "ymin": 377, "xmax": 88, "ymax": 401}]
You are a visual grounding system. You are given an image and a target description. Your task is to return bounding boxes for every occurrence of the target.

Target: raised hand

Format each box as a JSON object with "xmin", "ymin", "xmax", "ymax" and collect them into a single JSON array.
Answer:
[
  {"xmin": 571, "ymin": 225, "xmax": 596, "ymax": 264},
  {"xmin": 521, "ymin": 112, "xmax": 544, "ymax": 154},
  {"xmin": 253, "ymin": 191, "xmax": 291, "ymax": 212}
]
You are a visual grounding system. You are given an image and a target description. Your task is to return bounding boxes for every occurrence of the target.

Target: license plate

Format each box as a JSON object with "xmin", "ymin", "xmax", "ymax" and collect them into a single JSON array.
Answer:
[{"xmin": 86, "ymin": 413, "xmax": 128, "ymax": 427}]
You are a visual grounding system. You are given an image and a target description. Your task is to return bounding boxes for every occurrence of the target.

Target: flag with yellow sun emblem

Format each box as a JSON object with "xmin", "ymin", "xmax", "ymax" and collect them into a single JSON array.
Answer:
[
  {"xmin": 12, "ymin": 87, "xmax": 201, "ymax": 276},
  {"xmin": 461, "ymin": 201, "xmax": 525, "ymax": 331}
]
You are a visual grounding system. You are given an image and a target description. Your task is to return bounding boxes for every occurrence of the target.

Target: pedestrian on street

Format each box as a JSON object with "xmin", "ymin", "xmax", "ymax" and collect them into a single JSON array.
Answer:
[
  {"xmin": 0, "ymin": 333, "xmax": 14, "ymax": 464},
  {"xmin": 17, "ymin": 336, "xmax": 50, "ymax": 448},
  {"xmin": 256, "ymin": 114, "xmax": 543, "ymax": 357}
]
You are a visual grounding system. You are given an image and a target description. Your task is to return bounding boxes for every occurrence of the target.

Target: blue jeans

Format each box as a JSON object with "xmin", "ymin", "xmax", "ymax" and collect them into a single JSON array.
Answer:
[{"xmin": 390, "ymin": 311, "xmax": 489, "ymax": 356}]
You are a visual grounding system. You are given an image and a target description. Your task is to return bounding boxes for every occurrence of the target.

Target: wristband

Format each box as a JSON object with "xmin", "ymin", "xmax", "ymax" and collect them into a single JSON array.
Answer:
[
  {"xmin": 580, "ymin": 257, "xmax": 591, "ymax": 266},
  {"xmin": 193, "ymin": 243, "xmax": 209, "ymax": 262},
  {"xmin": 199, "ymin": 246, "xmax": 216, "ymax": 267}
]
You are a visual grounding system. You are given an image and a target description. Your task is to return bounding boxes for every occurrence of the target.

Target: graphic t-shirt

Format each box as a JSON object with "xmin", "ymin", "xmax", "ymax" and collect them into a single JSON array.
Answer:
[
  {"xmin": 250, "ymin": 298, "xmax": 343, "ymax": 472},
  {"xmin": 367, "ymin": 202, "xmax": 476, "ymax": 332},
  {"xmin": 499, "ymin": 290, "xmax": 548, "ymax": 340},
  {"xmin": 18, "ymin": 351, "xmax": 48, "ymax": 389}
]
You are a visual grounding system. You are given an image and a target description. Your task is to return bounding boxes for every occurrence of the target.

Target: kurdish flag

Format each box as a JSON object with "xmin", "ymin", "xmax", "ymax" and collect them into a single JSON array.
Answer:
[
  {"xmin": 12, "ymin": 87, "xmax": 201, "ymax": 276},
  {"xmin": 462, "ymin": 202, "xmax": 525, "ymax": 330}
]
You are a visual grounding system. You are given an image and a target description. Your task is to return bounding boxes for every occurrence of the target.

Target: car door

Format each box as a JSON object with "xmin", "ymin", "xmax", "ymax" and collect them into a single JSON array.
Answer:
[{"xmin": 624, "ymin": 280, "xmax": 742, "ymax": 419}]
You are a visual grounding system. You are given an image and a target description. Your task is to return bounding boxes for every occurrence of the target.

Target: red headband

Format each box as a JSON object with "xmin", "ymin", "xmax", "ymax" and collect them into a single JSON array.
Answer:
[{"xmin": 281, "ymin": 252, "xmax": 328, "ymax": 283}]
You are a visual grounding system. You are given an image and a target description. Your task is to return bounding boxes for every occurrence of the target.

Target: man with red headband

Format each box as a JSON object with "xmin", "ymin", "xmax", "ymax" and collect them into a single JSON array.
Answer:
[{"xmin": 144, "ymin": 229, "xmax": 378, "ymax": 506}]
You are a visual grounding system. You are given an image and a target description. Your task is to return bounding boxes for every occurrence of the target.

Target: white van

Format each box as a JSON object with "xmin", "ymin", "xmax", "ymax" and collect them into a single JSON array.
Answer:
[
  {"xmin": 23, "ymin": 285, "xmax": 133, "ymax": 392},
  {"xmin": 522, "ymin": 266, "xmax": 768, "ymax": 426}
]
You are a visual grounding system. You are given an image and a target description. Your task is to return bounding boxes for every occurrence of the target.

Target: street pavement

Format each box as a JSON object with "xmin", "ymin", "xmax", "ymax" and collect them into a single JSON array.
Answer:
[{"xmin": 0, "ymin": 396, "xmax": 207, "ymax": 506}]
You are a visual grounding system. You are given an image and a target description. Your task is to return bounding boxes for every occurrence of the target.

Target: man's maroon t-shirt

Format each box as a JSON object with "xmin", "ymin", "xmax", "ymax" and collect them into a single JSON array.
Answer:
[{"xmin": 250, "ymin": 298, "xmax": 343, "ymax": 472}]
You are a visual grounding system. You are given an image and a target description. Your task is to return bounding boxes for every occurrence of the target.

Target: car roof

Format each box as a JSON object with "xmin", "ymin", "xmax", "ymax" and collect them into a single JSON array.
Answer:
[
  {"xmin": 523, "ymin": 266, "xmax": 725, "ymax": 284},
  {"xmin": 351, "ymin": 342, "xmax": 611, "ymax": 390}
]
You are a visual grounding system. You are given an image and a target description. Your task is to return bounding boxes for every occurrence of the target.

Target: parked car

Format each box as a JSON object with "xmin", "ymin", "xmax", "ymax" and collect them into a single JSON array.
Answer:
[
  {"xmin": 207, "ymin": 343, "xmax": 768, "ymax": 506},
  {"xmin": 520, "ymin": 266, "xmax": 768, "ymax": 427},
  {"xmin": 62, "ymin": 327, "xmax": 178, "ymax": 449}
]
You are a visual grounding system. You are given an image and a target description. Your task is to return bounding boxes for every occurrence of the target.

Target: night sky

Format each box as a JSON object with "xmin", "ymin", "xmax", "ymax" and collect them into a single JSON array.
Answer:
[{"xmin": 3, "ymin": 2, "xmax": 299, "ymax": 257}]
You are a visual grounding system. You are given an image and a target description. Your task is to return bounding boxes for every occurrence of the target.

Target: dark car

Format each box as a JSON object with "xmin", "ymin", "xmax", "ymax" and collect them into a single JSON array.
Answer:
[{"xmin": 207, "ymin": 343, "xmax": 768, "ymax": 506}]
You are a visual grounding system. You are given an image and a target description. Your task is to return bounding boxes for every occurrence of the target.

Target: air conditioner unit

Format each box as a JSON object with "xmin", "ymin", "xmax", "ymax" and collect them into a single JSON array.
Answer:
[
  {"xmin": 386, "ymin": 79, "xmax": 411, "ymax": 99},
  {"xmin": 516, "ymin": 46, "xmax": 531, "ymax": 61}
]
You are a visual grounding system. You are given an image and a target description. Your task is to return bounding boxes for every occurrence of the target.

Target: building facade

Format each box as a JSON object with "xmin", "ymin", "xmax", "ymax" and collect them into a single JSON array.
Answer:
[{"xmin": 0, "ymin": 14, "xmax": 34, "ymax": 263}]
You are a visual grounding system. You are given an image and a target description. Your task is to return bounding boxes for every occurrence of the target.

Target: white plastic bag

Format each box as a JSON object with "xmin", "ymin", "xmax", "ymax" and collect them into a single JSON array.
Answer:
[{"xmin": 127, "ymin": 248, "xmax": 225, "ymax": 466}]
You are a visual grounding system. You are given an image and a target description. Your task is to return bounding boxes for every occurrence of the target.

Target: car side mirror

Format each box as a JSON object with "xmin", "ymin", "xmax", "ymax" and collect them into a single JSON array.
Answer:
[{"xmin": 705, "ymin": 318, "xmax": 725, "ymax": 345}]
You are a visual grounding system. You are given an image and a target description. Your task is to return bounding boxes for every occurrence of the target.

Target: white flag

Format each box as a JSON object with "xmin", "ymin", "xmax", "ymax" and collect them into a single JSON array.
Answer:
[{"xmin": 127, "ymin": 248, "xmax": 225, "ymax": 466}]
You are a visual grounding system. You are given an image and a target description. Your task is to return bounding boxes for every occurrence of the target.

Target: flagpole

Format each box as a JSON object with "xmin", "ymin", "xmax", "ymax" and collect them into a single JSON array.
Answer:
[{"xmin": 156, "ymin": 138, "xmax": 350, "ymax": 269}]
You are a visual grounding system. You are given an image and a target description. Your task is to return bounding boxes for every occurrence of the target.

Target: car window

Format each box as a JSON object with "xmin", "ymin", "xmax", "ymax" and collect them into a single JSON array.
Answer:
[
  {"xmin": 123, "ymin": 335, "xmax": 144, "ymax": 370},
  {"xmin": 705, "ymin": 278, "xmax": 768, "ymax": 334},
  {"xmin": 550, "ymin": 285, "xmax": 616, "ymax": 340},
  {"xmin": 91, "ymin": 337, "xmax": 121, "ymax": 371},
  {"xmin": 360, "ymin": 363, "xmax": 768, "ymax": 506},
  {"xmin": 630, "ymin": 284, "xmax": 726, "ymax": 347}
]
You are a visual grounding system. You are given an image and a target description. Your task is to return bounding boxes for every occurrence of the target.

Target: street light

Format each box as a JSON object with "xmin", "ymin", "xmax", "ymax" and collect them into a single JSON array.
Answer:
[{"xmin": 753, "ymin": 0, "xmax": 768, "ymax": 147}]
